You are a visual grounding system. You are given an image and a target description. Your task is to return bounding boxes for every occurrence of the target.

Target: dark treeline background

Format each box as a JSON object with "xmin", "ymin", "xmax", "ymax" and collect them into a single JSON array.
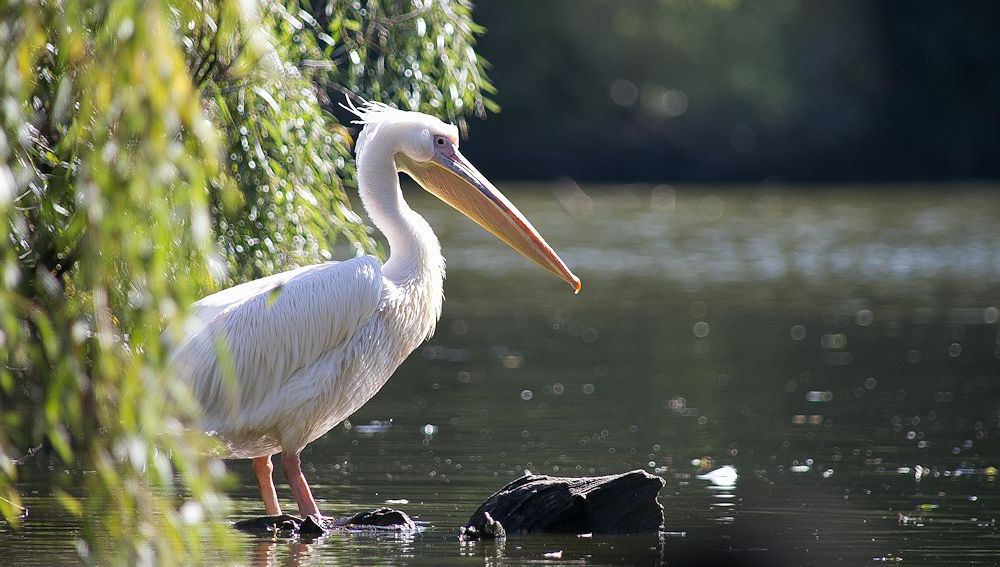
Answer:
[{"xmin": 458, "ymin": 0, "xmax": 1000, "ymax": 183}]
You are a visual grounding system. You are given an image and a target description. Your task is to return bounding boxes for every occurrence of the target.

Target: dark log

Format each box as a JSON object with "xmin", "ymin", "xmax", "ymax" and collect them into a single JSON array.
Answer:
[
  {"xmin": 233, "ymin": 514, "xmax": 307, "ymax": 535},
  {"xmin": 463, "ymin": 470, "xmax": 665, "ymax": 536},
  {"xmin": 337, "ymin": 507, "xmax": 417, "ymax": 531},
  {"xmin": 233, "ymin": 471, "xmax": 663, "ymax": 538},
  {"xmin": 233, "ymin": 507, "xmax": 416, "ymax": 536}
]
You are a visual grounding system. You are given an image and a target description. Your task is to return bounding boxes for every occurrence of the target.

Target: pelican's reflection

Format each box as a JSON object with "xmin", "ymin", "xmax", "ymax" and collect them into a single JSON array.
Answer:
[
  {"xmin": 250, "ymin": 539, "xmax": 313, "ymax": 567},
  {"xmin": 247, "ymin": 530, "xmax": 419, "ymax": 566}
]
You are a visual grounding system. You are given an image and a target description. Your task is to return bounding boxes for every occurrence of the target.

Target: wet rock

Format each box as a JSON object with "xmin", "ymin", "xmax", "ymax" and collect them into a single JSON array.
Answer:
[
  {"xmin": 299, "ymin": 515, "xmax": 326, "ymax": 536},
  {"xmin": 233, "ymin": 514, "xmax": 306, "ymax": 536},
  {"xmin": 334, "ymin": 507, "xmax": 417, "ymax": 531},
  {"xmin": 234, "ymin": 507, "xmax": 416, "ymax": 536},
  {"xmin": 463, "ymin": 470, "xmax": 664, "ymax": 536},
  {"xmin": 459, "ymin": 511, "xmax": 506, "ymax": 541}
]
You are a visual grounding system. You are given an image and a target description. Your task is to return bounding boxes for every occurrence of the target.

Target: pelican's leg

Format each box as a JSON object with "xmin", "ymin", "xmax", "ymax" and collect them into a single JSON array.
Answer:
[
  {"xmin": 252, "ymin": 455, "xmax": 282, "ymax": 516},
  {"xmin": 280, "ymin": 451, "xmax": 322, "ymax": 519}
]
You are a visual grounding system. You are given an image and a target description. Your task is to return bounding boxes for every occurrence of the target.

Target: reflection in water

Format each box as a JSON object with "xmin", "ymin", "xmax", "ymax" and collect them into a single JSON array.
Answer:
[
  {"xmin": 245, "ymin": 529, "xmax": 421, "ymax": 567},
  {"xmin": 696, "ymin": 465, "xmax": 738, "ymax": 487},
  {"xmin": 250, "ymin": 540, "xmax": 312, "ymax": 567},
  {"xmin": 4, "ymin": 185, "xmax": 1000, "ymax": 565},
  {"xmin": 459, "ymin": 537, "xmax": 506, "ymax": 564}
]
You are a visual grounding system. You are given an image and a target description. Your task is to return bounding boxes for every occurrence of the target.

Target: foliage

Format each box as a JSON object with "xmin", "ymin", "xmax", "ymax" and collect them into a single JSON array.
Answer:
[
  {"xmin": 0, "ymin": 0, "xmax": 491, "ymax": 563},
  {"xmin": 309, "ymin": 0, "xmax": 498, "ymax": 131}
]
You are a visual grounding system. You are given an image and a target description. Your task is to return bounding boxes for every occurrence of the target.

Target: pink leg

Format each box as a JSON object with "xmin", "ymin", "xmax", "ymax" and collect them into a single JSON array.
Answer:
[
  {"xmin": 281, "ymin": 451, "xmax": 322, "ymax": 519},
  {"xmin": 252, "ymin": 455, "xmax": 282, "ymax": 516}
]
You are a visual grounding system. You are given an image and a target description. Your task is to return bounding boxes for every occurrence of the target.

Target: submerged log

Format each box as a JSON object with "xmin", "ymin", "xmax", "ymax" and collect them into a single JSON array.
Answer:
[
  {"xmin": 233, "ymin": 514, "xmax": 304, "ymax": 535},
  {"xmin": 234, "ymin": 507, "xmax": 416, "ymax": 536},
  {"xmin": 338, "ymin": 507, "xmax": 417, "ymax": 531},
  {"xmin": 462, "ymin": 470, "xmax": 665, "ymax": 537},
  {"xmin": 234, "ymin": 471, "xmax": 663, "ymax": 539}
]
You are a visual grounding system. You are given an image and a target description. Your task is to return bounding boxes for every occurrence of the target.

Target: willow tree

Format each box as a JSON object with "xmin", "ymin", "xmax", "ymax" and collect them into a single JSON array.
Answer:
[{"xmin": 0, "ymin": 0, "xmax": 491, "ymax": 562}]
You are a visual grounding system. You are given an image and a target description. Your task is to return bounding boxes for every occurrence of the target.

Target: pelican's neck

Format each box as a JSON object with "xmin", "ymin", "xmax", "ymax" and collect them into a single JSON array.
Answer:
[{"xmin": 356, "ymin": 141, "xmax": 444, "ymax": 299}]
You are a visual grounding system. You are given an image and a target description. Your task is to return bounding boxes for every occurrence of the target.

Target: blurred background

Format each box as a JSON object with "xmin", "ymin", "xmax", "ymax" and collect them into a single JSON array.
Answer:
[{"xmin": 463, "ymin": 0, "xmax": 1000, "ymax": 182}]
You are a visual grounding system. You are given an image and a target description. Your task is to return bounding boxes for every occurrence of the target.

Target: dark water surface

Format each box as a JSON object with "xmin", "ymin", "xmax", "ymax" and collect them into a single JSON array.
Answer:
[{"xmin": 6, "ymin": 184, "xmax": 1000, "ymax": 565}]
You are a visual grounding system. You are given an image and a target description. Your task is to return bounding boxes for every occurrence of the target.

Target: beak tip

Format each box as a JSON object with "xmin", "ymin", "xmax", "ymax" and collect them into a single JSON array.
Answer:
[{"xmin": 570, "ymin": 274, "xmax": 582, "ymax": 294}]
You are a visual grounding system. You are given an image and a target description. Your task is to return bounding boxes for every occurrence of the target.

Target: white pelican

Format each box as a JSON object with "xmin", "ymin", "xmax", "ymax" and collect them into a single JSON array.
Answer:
[{"xmin": 171, "ymin": 101, "xmax": 580, "ymax": 520}]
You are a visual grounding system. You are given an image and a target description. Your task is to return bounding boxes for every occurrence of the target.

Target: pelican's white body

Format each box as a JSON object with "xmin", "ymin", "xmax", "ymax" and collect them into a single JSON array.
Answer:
[
  {"xmin": 171, "ymin": 107, "xmax": 447, "ymax": 459},
  {"xmin": 171, "ymin": 102, "xmax": 576, "ymax": 518}
]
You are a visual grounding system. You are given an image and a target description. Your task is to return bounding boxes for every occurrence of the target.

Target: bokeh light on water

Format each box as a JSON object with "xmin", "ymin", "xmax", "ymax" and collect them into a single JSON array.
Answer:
[{"xmin": 5, "ymin": 184, "xmax": 1000, "ymax": 564}]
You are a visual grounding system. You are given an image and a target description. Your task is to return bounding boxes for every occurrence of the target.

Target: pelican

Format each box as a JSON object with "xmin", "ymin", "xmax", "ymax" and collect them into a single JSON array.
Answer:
[{"xmin": 170, "ymin": 100, "xmax": 580, "ymax": 520}]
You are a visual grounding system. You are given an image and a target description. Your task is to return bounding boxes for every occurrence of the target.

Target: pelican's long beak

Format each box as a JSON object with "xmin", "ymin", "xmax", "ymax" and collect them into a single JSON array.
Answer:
[{"xmin": 397, "ymin": 143, "xmax": 581, "ymax": 293}]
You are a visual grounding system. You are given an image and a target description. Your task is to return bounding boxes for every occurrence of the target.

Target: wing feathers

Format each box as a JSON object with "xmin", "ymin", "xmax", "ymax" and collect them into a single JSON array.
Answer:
[{"xmin": 171, "ymin": 257, "xmax": 383, "ymax": 429}]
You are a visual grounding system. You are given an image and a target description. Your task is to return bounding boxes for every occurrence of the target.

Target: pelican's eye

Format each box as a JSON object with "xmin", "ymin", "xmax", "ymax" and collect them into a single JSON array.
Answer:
[{"xmin": 435, "ymin": 136, "xmax": 447, "ymax": 146}]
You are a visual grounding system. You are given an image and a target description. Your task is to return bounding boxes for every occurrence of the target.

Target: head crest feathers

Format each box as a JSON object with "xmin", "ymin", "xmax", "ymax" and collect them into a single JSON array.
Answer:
[
  {"xmin": 339, "ymin": 95, "xmax": 459, "ymax": 160},
  {"xmin": 340, "ymin": 96, "xmax": 411, "ymax": 160},
  {"xmin": 340, "ymin": 95, "xmax": 409, "ymax": 127}
]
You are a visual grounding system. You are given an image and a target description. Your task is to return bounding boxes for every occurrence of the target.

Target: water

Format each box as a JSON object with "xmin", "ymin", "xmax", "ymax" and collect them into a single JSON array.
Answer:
[{"xmin": 6, "ymin": 184, "xmax": 1000, "ymax": 565}]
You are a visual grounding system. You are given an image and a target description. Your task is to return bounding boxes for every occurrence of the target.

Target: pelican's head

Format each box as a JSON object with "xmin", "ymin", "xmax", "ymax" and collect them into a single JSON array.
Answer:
[{"xmin": 347, "ymin": 99, "xmax": 581, "ymax": 293}]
